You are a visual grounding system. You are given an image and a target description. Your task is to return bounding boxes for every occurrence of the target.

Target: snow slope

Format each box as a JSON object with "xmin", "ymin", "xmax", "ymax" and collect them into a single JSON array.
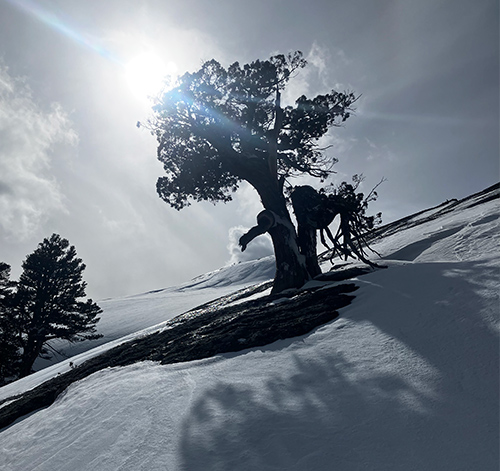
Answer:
[
  {"xmin": 0, "ymin": 185, "xmax": 498, "ymax": 471},
  {"xmin": 31, "ymin": 253, "xmax": 276, "ymax": 370}
]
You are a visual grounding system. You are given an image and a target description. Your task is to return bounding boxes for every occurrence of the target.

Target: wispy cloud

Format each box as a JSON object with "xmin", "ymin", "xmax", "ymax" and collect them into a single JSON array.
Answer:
[
  {"xmin": 0, "ymin": 63, "xmax": 78, "ymax": 240},
  {"xmin": 283, "ymin": 43, "xmax": 354, "ymax": 106}
]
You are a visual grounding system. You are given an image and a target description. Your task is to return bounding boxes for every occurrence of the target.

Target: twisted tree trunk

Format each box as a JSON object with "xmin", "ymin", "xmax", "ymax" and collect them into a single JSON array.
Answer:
[{"xmin": 242, "ymin": 169, "xmax": 309, "ymax": 294}]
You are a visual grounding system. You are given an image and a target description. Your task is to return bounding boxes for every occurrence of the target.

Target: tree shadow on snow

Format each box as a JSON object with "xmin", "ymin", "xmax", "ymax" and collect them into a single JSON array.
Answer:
[
  {"xmin": 346, "ymin": 260, "xmax": 498, "ymax": 404},
  {"xmin": 178, "ymin": 260, "xmax": 498, "ymax": 471},
  {"xmin": 179, "ymin": 354, "xmax": 434, "ymax": 470},
  {"xmin": 341, "ymin": 259, "xmax": 499, "ymax": 469}
]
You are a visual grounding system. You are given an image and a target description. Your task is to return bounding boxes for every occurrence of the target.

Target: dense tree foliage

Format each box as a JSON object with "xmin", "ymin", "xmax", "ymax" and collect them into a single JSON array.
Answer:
[
  {"xmin": 146, "ymin": 51, "xmax": 358, "ymax": 292},
  {"xmin": 1, "ymin": 234, "xmax": 102, "ymax": 380},
  {"xmin": 0, "ymin": 262, "xmax": 18, "ymax": 383}
]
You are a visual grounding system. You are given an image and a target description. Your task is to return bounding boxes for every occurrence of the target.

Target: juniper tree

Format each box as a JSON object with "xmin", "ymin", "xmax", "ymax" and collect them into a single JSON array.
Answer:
[
  {"xmin": 146, "ymin": 51, "xmax": 357, "ymax": 292},
  {"xmin": 14, "ymin": 234, "xmax": 102, "ymax": 377}
]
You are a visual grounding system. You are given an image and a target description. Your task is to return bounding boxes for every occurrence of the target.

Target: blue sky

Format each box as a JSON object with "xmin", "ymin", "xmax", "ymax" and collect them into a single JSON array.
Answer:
[{"xmin": 0, "ymin": 0, "xmax": 498, "ymax": 299}]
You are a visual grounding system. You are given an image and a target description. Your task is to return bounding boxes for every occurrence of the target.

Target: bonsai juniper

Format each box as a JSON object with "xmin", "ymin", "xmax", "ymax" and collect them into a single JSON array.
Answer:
[{"xmin": 145, "ymin": 51, "xmax": 357, "ymax": 293}]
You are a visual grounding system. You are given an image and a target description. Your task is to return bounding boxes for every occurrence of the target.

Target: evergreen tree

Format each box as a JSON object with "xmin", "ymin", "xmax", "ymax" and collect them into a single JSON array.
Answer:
[
  {"xmin": 14, "ymin": 234, "xmax": 102, "ymax": 377},
  {"xmin": 146, "ymin": 51, "xmax": 357, "ymax": 293},
  {"xmin": 0, "ymin": 262, "xmax": 19, "ymax": 383}
]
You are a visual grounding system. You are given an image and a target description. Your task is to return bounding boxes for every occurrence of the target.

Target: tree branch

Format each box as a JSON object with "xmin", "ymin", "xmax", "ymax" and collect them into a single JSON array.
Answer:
[{"xmin": 268, "ymin": 87, "xmax": 283, "ymax": 185}]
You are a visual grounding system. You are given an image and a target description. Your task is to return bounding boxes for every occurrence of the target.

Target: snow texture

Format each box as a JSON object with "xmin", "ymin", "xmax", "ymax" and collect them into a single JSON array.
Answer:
[{"xmin": 0, "ymin": 185, "xmax": 498, "ymax": 471}]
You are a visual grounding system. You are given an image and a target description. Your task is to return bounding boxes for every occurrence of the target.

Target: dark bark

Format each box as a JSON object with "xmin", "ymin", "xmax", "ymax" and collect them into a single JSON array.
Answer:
[
  {"xmin": 208, "ymin": 88, "xmax": 310, "ymax": 294},
  {"xmin": 296, "ymin": 223, "xmax": 322, "ymax": 278},
  {"xmin": 267, "ymin": 221, "xmax": 309, "ymax": 293},
  {"xmin": 291, "ymin": 185, "xmax": 336, "ymax": 279},
  {"xmin": 19, "ymin": 337, "xmax": 43, "ymax": 378},
  {"xmin": 243, "ymin": 167, "xmax": 310, "ymax": 294}
]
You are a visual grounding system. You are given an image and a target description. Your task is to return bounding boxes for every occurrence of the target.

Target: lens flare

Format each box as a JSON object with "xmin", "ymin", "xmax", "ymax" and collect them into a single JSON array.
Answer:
[{"xmin": 5, "ymin": 0, "xmax": 119, "ymax": 63}]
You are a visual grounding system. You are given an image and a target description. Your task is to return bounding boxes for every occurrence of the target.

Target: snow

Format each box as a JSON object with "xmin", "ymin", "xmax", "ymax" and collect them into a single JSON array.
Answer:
[
  {"xmin": 0, "ymin": 188, "xmax": 498, "ymax": 470},
  {"xmin": 25, "ymin": 256, "xmax": 276, "ymax": 374}
]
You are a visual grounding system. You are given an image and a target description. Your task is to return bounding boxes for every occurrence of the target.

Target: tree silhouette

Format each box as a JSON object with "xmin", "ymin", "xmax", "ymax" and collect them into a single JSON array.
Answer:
[
  {"xmin": 146, "ymin": 51, "xmax": 357, "ymax": 292},
  {"xmin": 0, "ymin": 262, "xmax": 18, "ymax": 383},
  {"xmin": 14, "ymin": 234, "xmax": 102, "ymax": 378},
  {"xmin": 291, "ymin": 177, "xmax": 384, "ymax": 278}
]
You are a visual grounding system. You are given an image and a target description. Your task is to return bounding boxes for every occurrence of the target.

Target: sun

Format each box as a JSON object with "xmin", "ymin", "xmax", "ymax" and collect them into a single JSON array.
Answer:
[{"xmin": 125, "ymin": 52, "xmax": 177, "ymax": 101}]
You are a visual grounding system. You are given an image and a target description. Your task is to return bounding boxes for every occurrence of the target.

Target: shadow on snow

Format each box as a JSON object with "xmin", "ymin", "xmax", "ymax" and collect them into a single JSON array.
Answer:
[{"xmin": 178, "ymin": 260, "xmax": 498, "ymax": 471}]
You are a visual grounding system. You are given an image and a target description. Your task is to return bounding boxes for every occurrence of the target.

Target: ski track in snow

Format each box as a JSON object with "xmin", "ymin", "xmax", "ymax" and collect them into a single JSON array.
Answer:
[{"xmin": 0, "ymin": 187, "xmax": 498, "ymax": 471}]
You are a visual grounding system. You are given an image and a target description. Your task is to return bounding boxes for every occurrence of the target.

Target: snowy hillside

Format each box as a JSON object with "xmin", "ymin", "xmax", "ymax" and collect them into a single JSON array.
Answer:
[
  {"xmin": 31, "ymin": 255, "xmax": 276, "ymax": 371},
  {"xmin": 0, "ymin": 184, "xmax": 498, "ymax": 471}
]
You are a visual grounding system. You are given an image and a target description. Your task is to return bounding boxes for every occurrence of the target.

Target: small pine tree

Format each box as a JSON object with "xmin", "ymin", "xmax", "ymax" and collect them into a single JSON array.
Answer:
[
  {"xmin": 14, "ymin": 234, "xmax": 102, "ymax": 378},
  {"xmin": 0, "ymin": 262, "xmax": 19, "ymax": 383}
]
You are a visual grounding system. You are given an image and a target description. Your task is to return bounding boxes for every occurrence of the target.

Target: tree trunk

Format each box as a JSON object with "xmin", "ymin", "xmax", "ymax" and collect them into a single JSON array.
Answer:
[
  {"xmin": 267, "ymin": 218, "xmax": 310, "ymax": 293},
  {"xmin": 296, "ymin": 223, "xmax": 322, "ymax": 278},
  {"xmin": 19, "ymin": 337, "xmax": 43, "ymax": 378},
  {"xmin": 247, "ymin": 172, "xmax": 310, "ymax": 294},
  {"xmin": 290, "ymin": 185, "xmax": 327, "ymax": 279}
]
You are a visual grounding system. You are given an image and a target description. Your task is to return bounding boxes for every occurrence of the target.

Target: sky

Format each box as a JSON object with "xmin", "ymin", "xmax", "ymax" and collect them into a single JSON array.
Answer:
[{"xmin": 0, "ymin": 0, "xmax": 498, "ymax": 300}]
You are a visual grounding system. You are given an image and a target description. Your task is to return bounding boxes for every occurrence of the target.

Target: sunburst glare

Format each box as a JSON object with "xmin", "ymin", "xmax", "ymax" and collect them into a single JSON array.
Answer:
[{"xmin": 125, "ymin": 52, "xmax": 177, "ymax": 101}]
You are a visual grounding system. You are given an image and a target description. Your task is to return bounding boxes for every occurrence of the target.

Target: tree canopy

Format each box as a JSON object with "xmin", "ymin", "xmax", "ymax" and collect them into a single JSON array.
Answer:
[
  {"xmin": 0, "ymin": 262, "xmax": 18, "ymax": 382},
  {"xmin": 149, "ymin": 51, "xmax": 357, "ymax": 209},
  {"xmin": 2, "ymin": 234, "xmax": 102, "ymax": 379},
  {"xmin": 146, "ymin": 51, "xmax": 361, "ymax": 292}
]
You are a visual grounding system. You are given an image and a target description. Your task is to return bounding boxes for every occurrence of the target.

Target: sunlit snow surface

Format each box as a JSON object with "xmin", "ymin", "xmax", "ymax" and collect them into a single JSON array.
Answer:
[{"xmin": 1, "ymin": 188, "xmax": 498, "ymax": 471}]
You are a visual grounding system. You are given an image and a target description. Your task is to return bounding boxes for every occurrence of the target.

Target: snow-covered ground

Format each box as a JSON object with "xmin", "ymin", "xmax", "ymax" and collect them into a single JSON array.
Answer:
[
  {"xmin": 30, "ymin": 253, "xmax": 277, "ymax": 371},
  {"xmin": 0, "ymin": 186, "xmax": 498, "ymax": 470},
  {"xmin": 0, "ymin": 258, "xmax": 276, "ymax": 402}
]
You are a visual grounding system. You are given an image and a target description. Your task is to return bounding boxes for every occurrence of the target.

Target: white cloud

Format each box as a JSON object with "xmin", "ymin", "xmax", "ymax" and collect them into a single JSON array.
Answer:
[
  {"xmin": 233, "ymin": 182, "xmax": 264, "ymax": 225},
  {"xmin": 0, "ymin": 64, "xmax": 77, "ymax": 240},
  {"xmin": 227, "ymin": 225, "xmax": 273, "ymax": 265},
  {"xmin": 225, "ymin": 182, "xmax": 276, "ymax": 264}
]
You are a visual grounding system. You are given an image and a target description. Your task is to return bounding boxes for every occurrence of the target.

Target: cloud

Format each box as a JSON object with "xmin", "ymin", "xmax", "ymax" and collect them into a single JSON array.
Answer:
[
  {"xmin": 0, "ymin": 63, "xmax": 77, "ymax": 240},
  {"xmin": 227, "ymin": 225, "xmax": 273, "ymax": 265},
  {"xmin": 306, "ymin": 43, "xmax": 328, "ymax": 77},
  {"xmin": 226, "ymin": 183, "xmax": 274, "ymax": 264},
  {"xmin": 233, "ymin": 182, "xmax": 264, "ymax": 225},
  {"xmin": 283, "ymin": 43, "xmax": 353, "ymax": 107}
]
